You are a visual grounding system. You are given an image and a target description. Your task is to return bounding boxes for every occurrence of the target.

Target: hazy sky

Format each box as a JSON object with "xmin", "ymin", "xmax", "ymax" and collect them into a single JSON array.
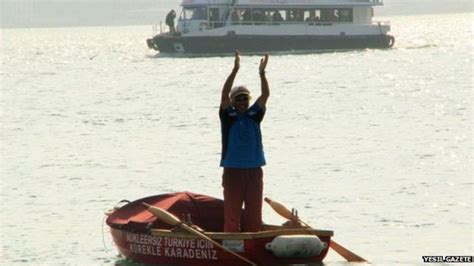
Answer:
[{"xmin": 1, "ymin": 0, "xmax": 472, "ymax": 28}]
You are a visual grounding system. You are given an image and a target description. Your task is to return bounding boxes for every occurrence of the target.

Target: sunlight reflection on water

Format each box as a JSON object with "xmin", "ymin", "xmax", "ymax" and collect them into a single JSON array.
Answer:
[{"xmin": 1, "ymin": 13, "xmax": 472, "ymax": 265}]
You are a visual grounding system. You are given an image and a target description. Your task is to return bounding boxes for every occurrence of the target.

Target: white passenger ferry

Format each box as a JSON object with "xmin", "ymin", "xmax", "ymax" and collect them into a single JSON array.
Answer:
[{"xmin": 147, "ymin": 0, "xmax": 395, "ymax": 54}]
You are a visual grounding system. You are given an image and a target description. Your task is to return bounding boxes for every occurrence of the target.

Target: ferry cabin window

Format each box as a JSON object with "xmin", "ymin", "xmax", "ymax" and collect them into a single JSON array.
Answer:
[
  {"xmin": 209, "ymin": 8, "xmax": 224, "ymax": 28},
  {"xmin": 338, "ymin": 9, "xmax": 352, "ymax": 22},
  {"xmin": 231, "ymin": 9, "xmax": 241, "ymax": 23},
  {"xmin": 182, "ymin": 6, "xmax": 208, "ymax": 20},
  {"xmin": 272, "ymin": 10, "xmax": 286, "ymax": 22},
  {"xmin": 209, "ymin": 8, "xmax": 219, "ymax": 22},
  {"xmin": 286, "ymin": 9, "xmax": 304, "ymax": 22},
  {"xmin": 242, "ymin": 9, "xmax": 252, "ymax": 23},
  {"xmin": 305, "ymin": 10, "xmax": 321, "ymax": 22},
  {"xmin": 232, "ymin": 9, "xmax": 286, "ymax": 24},
  {"xmin": 229, "ymin": 8, "xmax": 351, "ymax": 24},
  {"xmin": 320, "ymin": 8, "xmax": 352, "ymax": 22}
]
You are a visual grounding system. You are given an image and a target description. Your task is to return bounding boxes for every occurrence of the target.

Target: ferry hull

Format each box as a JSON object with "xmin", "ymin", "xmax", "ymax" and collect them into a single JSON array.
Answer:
[{"xmin": 147, "ymin": 34, "xmax": 394, "ymax": 54}]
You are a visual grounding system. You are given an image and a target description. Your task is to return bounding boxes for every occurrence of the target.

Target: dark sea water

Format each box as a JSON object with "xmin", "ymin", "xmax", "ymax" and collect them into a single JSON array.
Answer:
[{"xmin": 1, "ymin": 1, "xmax": 473, "ymax": 265}]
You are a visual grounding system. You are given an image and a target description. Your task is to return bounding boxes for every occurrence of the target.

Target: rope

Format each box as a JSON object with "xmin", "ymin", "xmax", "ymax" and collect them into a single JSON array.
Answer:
[{"xmin": 102, "ymin": 215, "xmax": 110, "ymax": 253}]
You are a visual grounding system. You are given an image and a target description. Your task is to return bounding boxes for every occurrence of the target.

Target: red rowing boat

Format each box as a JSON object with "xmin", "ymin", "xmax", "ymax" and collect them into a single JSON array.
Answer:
[{"xmin": 106, "ymin": 191, "xmax": 333, "ymax": 265}]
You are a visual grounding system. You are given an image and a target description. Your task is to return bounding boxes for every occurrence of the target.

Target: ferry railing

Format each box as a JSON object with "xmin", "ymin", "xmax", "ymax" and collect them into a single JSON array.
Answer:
[
  {"xmin": 229, "ymin": 21, "xmax": 334, "ymax": 26},
  {"xmin": 221, "ymin": 13, "xmax": 354, "ymax": 27},
  {"xmin": 354, "ymin": 0, "xmax": 383, "ymax": 3},
  {"xmin": 376, "ymin": 20, "xmax": 391, "ymax": 33},
  {"xmin": 224, "ymin": 20, "xmax": 390, "ymax": 28},
  {"xmin": 152, "ymin": 22, "xmax": 164, "ymax": 35},
  {"xmin": 222, "ymin": 20, "xmax": 345, "ymax": 27},
  {"xmin": 177, "ymin": 17, "xmax": 386, "ymax": 33},
  {"xmin": 153, "ymin": 21, "xmax": 177, "ymax": 36},
  {"xmin": 375, "ymin": 20, "xmax": 391, "ymax": 25}
]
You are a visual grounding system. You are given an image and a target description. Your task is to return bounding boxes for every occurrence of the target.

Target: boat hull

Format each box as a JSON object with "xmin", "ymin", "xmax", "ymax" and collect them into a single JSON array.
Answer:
[
  {"xmin": 147, "ymin": 34, "xmax": 395, "ymax": 54},
  {"xmin": 110, "ymin": 227, "xmax": 331, "ymax": 266},
  {"xmin": 106, "ymin": 192, "xmax": 333, "ymax": 265}
]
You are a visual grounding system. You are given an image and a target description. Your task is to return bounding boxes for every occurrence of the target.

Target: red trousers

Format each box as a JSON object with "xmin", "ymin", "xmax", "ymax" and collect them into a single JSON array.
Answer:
[{"xmin": 222, "ymin": 168, "xmax": 263, "ymax": 232}]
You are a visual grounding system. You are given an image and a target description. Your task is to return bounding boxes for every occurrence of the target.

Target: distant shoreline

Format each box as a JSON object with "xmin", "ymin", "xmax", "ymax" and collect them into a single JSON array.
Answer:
[{"xmin": 1, "ymin": 0, "xmax": 472, "ymax": 29}]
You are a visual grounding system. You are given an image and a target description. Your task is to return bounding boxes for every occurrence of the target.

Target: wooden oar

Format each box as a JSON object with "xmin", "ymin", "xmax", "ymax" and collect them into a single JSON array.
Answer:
[
  {"xmin": 141, "ymin": 203, "xmax": 256, "ymax": 266},
  {"xmin": 264, "ymin": 197, "xmax": 368, "ymax": 263}
]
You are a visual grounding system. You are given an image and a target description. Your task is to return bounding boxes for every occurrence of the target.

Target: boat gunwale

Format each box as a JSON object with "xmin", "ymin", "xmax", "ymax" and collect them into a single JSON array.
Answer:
[{"xmin": 150, "ymin": 227, "xmax": 334, "ymax": 239}]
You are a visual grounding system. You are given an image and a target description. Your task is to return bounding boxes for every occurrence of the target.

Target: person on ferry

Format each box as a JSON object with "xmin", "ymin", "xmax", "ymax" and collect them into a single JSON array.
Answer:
[
  {"xmin": 253, "ymin": 9, "xmax": 264, "ymax": 24},
  {"xmin": 273, "ymin": 10, "xmax": 283, "ymax": 22},
  {"xmin": 265, "ymin": 11, "xmax": 273, "ymax": 22},
  {"xmin": 219, "ymin": 50, "xmax": 269, "ymax": 232},
  {"xmin": 165, "ymin": 9, "xmax": 176, "ymax": 33},
  {"xmin": 306, "ymin": 14, "xmax": 317, "ymax": 24},
  {"xmin": 242, "ymin": 9, "xmax": 252, "ymax": 24},
  {"xmin": 231, "ymin": 9, "xmax": 241, "ymax": 24}
]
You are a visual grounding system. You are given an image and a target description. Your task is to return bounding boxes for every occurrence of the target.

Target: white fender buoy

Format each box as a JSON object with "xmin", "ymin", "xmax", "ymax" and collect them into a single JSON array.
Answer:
[{"xmin": 265, "ymin": 235, "xmax": 326, "ymax": 258}]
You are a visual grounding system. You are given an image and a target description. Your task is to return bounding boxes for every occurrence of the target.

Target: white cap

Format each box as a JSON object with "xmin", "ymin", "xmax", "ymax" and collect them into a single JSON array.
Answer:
[{"xmin": 229, "ymin": 86, "xmax": 250, "ymax": 99}]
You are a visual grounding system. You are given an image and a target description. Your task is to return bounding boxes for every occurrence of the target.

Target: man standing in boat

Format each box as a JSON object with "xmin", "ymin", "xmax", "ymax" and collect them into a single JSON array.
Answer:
[
  {"xmin": 219, "ymin": 51, "xmax": 269, "ymax": 232},
  {"xmin": 166, "ymin": 9, "xmax": 176, "ymax": 33}
]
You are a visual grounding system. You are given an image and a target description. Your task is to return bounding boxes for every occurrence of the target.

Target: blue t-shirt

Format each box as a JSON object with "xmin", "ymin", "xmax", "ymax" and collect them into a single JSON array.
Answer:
[{"xmin": 219, "ymin": 103, "xmax": 266, "ymax": 168}]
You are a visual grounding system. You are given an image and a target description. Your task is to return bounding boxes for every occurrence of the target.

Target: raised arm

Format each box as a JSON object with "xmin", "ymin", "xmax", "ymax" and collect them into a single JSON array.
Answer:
[
  {"xmin": 256, "ymin": 54, "xmax": 269, "ymax": 108},
  {"xmin": 220, "ymin": 50, "xmax": 240, "ymax": 110}
]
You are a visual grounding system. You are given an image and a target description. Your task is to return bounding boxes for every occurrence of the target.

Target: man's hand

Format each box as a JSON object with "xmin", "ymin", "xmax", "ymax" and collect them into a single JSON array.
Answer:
[
  {"xmin": 221, "ymin": 50, "xmax": 240, "ymax": 109},
  {"xmin": 234, "ymin": 50, "xmax": 240, "ymax": 71},
  {"xmin": 259, "ymin": 54, "xmax": 268, "ymax": 74},
  {"xmin": 256, "ymin": 54, "xmax": 269, "ymax": 108}
]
